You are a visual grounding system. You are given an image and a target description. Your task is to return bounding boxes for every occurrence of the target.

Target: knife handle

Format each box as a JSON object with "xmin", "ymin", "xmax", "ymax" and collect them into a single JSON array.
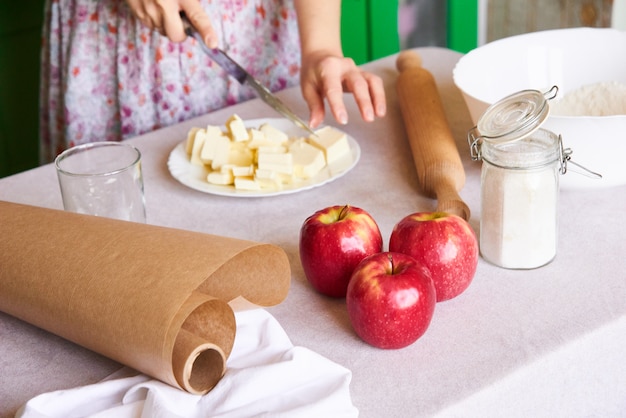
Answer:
[{"xmin": 180, "ymin": 12, "xmax": 247, "ymax": 84}]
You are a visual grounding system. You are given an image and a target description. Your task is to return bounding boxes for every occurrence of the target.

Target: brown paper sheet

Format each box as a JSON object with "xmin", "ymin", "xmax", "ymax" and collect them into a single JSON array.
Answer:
[{"xmin": 0, "ymin": 201, "xmax": 291, "ymax": 394}]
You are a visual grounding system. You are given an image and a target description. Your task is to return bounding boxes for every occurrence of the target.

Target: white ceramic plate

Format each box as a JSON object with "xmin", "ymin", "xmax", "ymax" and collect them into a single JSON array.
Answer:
[{"xmin": 167, "ymin": 118, "xmax": 360, "ymax": 197}]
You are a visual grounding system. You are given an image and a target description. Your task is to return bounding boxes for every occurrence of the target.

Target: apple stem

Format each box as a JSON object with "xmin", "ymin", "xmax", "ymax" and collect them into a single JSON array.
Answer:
[
  {"xmin": 338, "ymin": 205, "xmax": 350, "ymax": 220},
  {"xmin": 387, "ymin": 253, "xmax": 395, "ymax": 274}
]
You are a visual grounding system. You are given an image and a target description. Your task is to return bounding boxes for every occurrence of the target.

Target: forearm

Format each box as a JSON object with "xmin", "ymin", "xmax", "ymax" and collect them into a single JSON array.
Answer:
[
  {"xmin": 294, "ymin": 0, "xmax": 386, "ymax": 127},
  {"xmin": 294, "ymin": 0, "xmax": 343, "ymax": 57}
]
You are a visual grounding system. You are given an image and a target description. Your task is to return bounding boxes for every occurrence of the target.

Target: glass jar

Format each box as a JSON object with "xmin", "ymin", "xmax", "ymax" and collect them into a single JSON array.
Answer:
[{"xmin": 469, "ymin": 87, "xmax": 563, "ymax": 269}]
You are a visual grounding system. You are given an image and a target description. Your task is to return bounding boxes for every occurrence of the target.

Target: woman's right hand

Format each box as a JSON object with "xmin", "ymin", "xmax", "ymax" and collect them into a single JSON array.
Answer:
[{"xmin": 124, "ymin": 0, "xmax": 218, "ymax": 47}]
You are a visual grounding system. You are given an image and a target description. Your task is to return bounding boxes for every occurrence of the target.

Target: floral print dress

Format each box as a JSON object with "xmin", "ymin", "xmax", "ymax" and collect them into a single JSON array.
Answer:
[{"xmin": 40, "ymin": 0, "xmax": 301, "ymax": 163}]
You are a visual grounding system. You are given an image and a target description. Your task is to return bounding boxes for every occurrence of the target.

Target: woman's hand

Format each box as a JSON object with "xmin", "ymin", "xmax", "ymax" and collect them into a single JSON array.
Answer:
[
  {"xmin": 300, "ymin": 50, "xmax": 387, "ymax": 128},
  {"xmin": 294, "ymin": 0, "xmax": 386, "ymax": 128},
  {"xmin": 124, "ymin": 0, "xmax": 218, "ymax": 47}
]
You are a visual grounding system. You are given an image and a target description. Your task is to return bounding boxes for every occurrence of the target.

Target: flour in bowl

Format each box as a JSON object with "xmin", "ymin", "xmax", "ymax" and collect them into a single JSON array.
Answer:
[{"xmin": 551, "ymin": 81, "xmax": 626, "ymax": 116}]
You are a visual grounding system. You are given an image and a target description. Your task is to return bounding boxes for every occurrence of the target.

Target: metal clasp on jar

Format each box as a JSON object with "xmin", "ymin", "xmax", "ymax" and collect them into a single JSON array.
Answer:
[
  {"xmin": 467, "ymin": 128, "xmax": 484, "ymax": 161},
  {"xmin": 544, "ymin": 85, "xmax": 558, "ymax": 101},
  {"xmin": 558, "ymin": 135, "xmax": 603, "ymax": 178}
]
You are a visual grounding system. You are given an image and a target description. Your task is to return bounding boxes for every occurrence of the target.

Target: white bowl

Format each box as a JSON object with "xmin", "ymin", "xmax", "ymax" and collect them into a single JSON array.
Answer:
[{"xmin": 453, "ymin": 28, "xmax": 626, "ymax": 189}]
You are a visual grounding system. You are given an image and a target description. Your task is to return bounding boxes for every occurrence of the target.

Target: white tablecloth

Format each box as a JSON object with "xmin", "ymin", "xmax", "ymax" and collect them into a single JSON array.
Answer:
[
  {"xmin": 1, "ymin": 47, "xmax": 625, "ymax": 417},
  {"xmin": 15, "ymin": 309, "xmax": 357, "ymax": 418}
]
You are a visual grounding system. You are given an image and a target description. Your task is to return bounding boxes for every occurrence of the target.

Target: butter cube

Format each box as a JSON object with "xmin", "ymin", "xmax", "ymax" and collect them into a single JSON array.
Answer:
[
  {"xmin": 227, "ymin": 145, "xmax": 254, "ymax": 167},
  {"xmin": 185, "ymin": 126, "xmax": 201, "ymax": 156},
  {"xmin": 289, "ymin": 138, "xmax": 326, "ymax": 179},
  {"xmin": 278, "ymin": 172, "xmax": 296, "ymax": 185},
  {"xmin": 234, "ymin": 176, "xmax": 261, "ymax": 190},
  {"xmin": 257, "ymin": 152, "xmax": 293, "ymax": 175},
  {"xmin": 254, "ymin": 168, "xmax": 279, "ymax": 179},
  {"xmin": 209, "ymin": 135, "xmax": 232, "ymax": 170},
  {"xmin": 246, "ymin": 128, "xmax": 268, "ymax": 149},
  {"xmin": 207, "ymin": 171, "xmax": 234, "ymax": 185},
  {"xmin": 254, "ymin": 168, "xmax": 282, "ymax": 190},
  {"xmin": 309, "ymin": 126, "xmax": 350, "ymax": 165},
  {"xmin": 200, "ymin": 126, "xmax": 228, "ymax": 164},
  {"xmin": 231, "ymin": 165, "xmax": 255, "ymax": 177},
  {"xmin": 219, "ymin": 164, "xmax": 235, "ymax": 174},
  {"xmin": 257, "ymin": 145, "xmax": 288, "ymax": 154},
  {"xmin": 260, "ymin": 123, "xmax": 289, "ymax": 145},
  {"xmin": 189, "ymin": 130, "xmax": 207, "ymax": 167},
  {"xmin": 226, "ymin": 114, "xmax": 249, "ymax": 142},
  {"xmin": 256, "ymin": 177, "xmax": 282, "ymax": 190}
]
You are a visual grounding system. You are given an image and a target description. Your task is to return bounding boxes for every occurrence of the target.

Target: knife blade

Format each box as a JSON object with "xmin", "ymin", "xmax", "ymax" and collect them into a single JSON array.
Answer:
[{"xmin": 180, "ymin": 13, "xmax": 316, "ymax": 136}]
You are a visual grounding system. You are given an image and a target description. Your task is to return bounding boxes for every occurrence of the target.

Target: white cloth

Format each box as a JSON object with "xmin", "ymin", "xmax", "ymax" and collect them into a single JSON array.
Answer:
[{"xmin": 16, "ymin": 309, "xmax": 358, "ymax": 418}]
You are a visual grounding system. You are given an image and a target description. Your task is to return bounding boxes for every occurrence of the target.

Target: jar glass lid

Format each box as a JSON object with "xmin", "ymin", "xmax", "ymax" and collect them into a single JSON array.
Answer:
[{"xmin": 476, "ymin": 87, "xmax": 556, "ymax": 144}]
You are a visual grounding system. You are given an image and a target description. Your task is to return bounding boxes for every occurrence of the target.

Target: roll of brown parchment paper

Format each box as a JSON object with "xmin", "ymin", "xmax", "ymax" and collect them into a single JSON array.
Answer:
[{"xmin": 0, "ymin": 200, "xmax": 291, "ymax": 394}]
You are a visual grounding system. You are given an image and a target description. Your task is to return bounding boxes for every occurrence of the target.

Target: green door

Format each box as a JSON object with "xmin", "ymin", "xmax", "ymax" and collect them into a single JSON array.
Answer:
[
  {"xmin": 341, "ymin": 0, "xmax": 400, "ymax": 65},
  {"xmin": 0, "ymin": 1, "xmax": 45, "ymax": 178}
]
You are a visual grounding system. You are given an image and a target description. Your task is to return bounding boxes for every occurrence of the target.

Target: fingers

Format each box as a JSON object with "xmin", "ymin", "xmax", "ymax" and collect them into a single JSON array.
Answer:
[
  {"xmin": 320, "ymin": 63, "xmax": 350, "ymax": 125},
  {"xmin": 179, "ymin": 0, "xmax": 218, "ymax": 47},
  {"xmin": 300, "ymin": 81, "xmax": 326, "ymax": 129},
  {"xmin": 369, "ymin": 73, "xmax": 387, "ymax": 118},
  {"xmin": 126, "ymin": 0, "xmax": 163, "ymax": 33},
  {"xmin": 342, "ymin": 70, "xmax": 375, "ymax": 122},
  {"xmin": 344, "ymin": 70, "xmax": 387, "ymax": 122},
  {"xmin": 159, "ymin": 0, "xmax": 185, "ymax": 42},
  {"xmin": 305, "ymin": 56, "xmax": 387, "ymax": 127},
  {"xmin": 126, "ymin": 0, "xmax": 217, "ymax": 46}
]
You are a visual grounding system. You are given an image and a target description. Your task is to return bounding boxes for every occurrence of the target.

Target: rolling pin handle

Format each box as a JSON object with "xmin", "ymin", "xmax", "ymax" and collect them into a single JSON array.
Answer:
[{"xmin": 396, "ymin": 50, "xmax": 423, "ymax": 72}]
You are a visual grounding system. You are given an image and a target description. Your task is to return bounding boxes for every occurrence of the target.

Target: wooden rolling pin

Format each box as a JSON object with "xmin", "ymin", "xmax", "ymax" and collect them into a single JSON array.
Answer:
[{"xmin": 396, "ymin": 50, "xmax": 470, "ymax": 221}]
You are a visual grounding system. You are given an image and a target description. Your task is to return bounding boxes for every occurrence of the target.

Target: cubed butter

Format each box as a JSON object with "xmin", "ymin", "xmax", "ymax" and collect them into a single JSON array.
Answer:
[
  {"xmin": 227, "ymin": 146, "xmax": 254, "ymax": 167},
  {"xmin": 254, "ymin": 168, "xmax": 279, "ymax": 180},
  {"xmin": 246, "ymin": 128, "xmax": 267, "ymax": 149},
  {"xmin": 234, "ymin": 176, "xmax": 261, "ymax": 191},
  {"xmin": 257, "ymin": 145, "xmax": 287, "ymax": 154},
  {"xmin": 209, "ymin": 135, "xmax": 232, "ymax": 170},
  {"xmin": 278, "ymin": 172, "xmax": 296, "ymax": 185},
  {"xmin": 254, "ymin": 168, "xmax": 283, "ymax": 190},
  {"xmin": 189, "ymin": 130, "xmax": 207, "ymax": 167},
  {"xmin": 186, "ymin": 114, "xmax": 349, "ymax": 192},
  {"xmin": 200, "ymin": 126, "xmax": 228, "ymax": 164},
  {"xmin": 226, "ymin": 114, "xmax": 249, "ymax": 142},
  {"xmin": 309, "ymin": 126, "xmax": 350, "ymax": 165},
  {"xmin": 220, "ymin": 164, "xmax": 235, "ymax": 174},
  {"xmin": 207, "ymin": 171, "xmax": 234, "ymax": 185},
  {"xmin": 257, "ymin": 152, "xmax": 293, "ymax": 175},
  {"xmin": 260, "ymin": 123, "xmax": 289, "ymax": 145},
  {"xmin": 185, "ymin": 126, "xmax": 201, "ymax": 156},
  {"xmin": 231, "ymin": 165, "xmax": 255, "ymax": 177},
  {"xmin": 289, "ymin": 138, "xmax": 326, "ymax": 179},
  {"xmin": 255, "ymin": 177, "xmax": 282, "ymax": 190}
]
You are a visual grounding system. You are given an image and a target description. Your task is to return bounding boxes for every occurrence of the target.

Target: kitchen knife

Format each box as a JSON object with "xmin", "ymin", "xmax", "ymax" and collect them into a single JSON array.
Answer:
[{"xmin": 180, "ymin": 13, "xmax": 315, "ymax": 136}]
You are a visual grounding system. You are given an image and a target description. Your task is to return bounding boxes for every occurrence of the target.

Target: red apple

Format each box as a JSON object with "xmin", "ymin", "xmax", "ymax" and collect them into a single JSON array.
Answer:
[
  {"xmin": 299, "ymin": 205, "xmax": 383, "ymax": 297},
  {"xmin": 389, "ymin": 212, "xmax": 478, "ymax": 302},
  {"xmin": 346, "ymin": 252, "xmax": 436, "ymax": 349}
]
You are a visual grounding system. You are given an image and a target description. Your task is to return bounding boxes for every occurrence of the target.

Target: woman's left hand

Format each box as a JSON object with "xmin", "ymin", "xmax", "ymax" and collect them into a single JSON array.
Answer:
[{"xmin": 299, "ymin": 51, "xmax": 387, "ymax": 129}]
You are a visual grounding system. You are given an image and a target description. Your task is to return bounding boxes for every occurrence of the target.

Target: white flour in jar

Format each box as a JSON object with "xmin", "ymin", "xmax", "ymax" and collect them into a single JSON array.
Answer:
[
  {"xmin": 551, "ymin": 81, "xmax": 626, "ymax": 116},
  {"xmin": 480, "ymin": 163, "xmax": 558, "ymax": 269}
]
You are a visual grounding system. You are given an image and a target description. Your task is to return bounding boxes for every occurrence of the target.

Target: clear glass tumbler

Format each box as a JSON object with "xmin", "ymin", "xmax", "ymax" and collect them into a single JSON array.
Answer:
[{"xmin": 55, "ymin": 142, "xmax": 146, "ymax": 223}]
